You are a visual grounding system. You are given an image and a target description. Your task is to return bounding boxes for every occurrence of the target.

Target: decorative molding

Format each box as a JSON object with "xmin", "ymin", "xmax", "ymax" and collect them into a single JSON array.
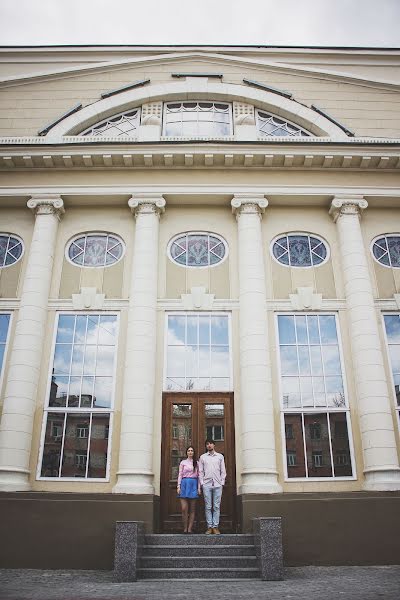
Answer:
[
  {"xmin": 394, "ymin": 294, "xmax": 400, "ymax": 310},
  {"xmin": 180, "ymin": 287, "xmax": 215, "ymax": 310},
  {"xmin": 128, "ymin": 194, "xmax": 166, "ymax": 217},
  {"xmin": 231, "ymin": 194, "xmax": 268, "ymax": 217},
  {"xmin": 27, "ymin": 194, "xmax": 65, "ymax": 218},
  {"xmin": 71, "ymin": 287, "xmax": 105, "ymax": 310},
  {"xmin": 329, "ymin": 195, "xmax": 369, "ymax": 221},
  {"xmin": 289, "ymin": 287, "xmax": 323, "ymax": 311}
]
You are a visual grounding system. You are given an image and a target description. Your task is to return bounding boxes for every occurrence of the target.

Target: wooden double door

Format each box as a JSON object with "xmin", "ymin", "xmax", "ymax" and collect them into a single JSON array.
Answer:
[{"xmin": 161, "ymin": 392, "xmax": 236, "ymax": 533}]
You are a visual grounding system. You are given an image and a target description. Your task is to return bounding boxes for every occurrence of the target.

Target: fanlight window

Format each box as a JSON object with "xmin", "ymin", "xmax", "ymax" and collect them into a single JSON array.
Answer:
[
  {"xmin": 256, "ymin": 110, "xmax": 310, "ymax": 137},
  {"xmin": 169, "ymin": 233, "xmax": 227, "ymax": 268},
  {"xmin": 164, "ymin": 102, "xmax": 232, "ymax": 137},
  {"xmin": 0, "ymin": 234, "xmax": 23, "ymax": 268},
  {"xmin": 80, "ymin": 109, "xmax": 140, "ymax": 137},
  {"xmin": 272, "ymin": 234, "xmax": 328, "ymax": 267},
  {"xmin": 67, "ymin": 233, "xmax": 124, "ymax": 267},
  {"xmin": 372, "ymin": 235, "xmax": 400, "ymax": 268}
]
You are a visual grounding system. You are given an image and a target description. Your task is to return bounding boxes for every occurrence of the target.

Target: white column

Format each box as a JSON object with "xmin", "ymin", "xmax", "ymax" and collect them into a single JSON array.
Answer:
[
  {"xmin": 232, "ymin": 194, "xmax": 282, "ymax": 494},
  {"xmin": 113, "ymin": 194, "xmax": 165, "ymax": 494},
  {"xmin": 0, "ymin": 195, "xmax": 64, "ymax": 491},
  {"xmin": 330, "ymin": 195, "xmax": 400, "ymax": 490}
]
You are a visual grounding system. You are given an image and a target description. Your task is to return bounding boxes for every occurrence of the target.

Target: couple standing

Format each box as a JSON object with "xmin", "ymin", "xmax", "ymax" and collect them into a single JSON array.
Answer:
[{"xmin": 177, "ymin": 438, "xmax": 226, "ymax": 534}]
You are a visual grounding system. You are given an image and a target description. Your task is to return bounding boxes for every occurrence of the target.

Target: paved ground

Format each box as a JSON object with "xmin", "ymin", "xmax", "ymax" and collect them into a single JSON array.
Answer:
[{"xmin": 1, "ymin": 566, "xmax": 400, "ymax": 600}]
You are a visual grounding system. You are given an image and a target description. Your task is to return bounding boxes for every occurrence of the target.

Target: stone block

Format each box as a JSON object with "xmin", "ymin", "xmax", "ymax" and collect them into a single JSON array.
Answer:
[
  {"xmin": 114, "ymin": 521, "xmax": 145, "ymax": 582},
  {"xmin": 253, "ymin": 517, "xmax": 284, "ymax": 580}
]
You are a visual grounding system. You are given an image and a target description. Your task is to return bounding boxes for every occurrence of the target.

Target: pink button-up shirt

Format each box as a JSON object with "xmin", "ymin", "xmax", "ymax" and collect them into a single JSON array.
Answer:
[
  {"xmin": 177, "ymin": 458, "xmax": 199, "ymax": 485},
  {"xmin": 198, "ymin": 451, "xmax": 226, "ymax": 488}
]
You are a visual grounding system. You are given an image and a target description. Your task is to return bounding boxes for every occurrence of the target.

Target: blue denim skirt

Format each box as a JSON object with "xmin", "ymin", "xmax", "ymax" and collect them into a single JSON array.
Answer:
[{"xmin": 178, "ymin": 477, "xmax": 199, "ymax": 499}]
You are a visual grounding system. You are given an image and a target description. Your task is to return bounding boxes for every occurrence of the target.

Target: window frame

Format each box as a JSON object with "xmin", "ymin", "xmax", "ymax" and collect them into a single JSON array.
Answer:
[
  {"xmin": 37, "ymin": 311, "xmax": 119, "ymax": 482},
  {"xmin": 0, "ymin": 311, "xmax": 12, "ymax": 394},
  {"xmin": 382, "ymin": 311, "xmax": 400, "ymax": 429},
  {"xmin": 65, "ymin": 232, "xmax": 126, "ymax": 269},
  {"xmin": 370, "ymin": 234, "xmax": 400, "ymax": 269},
  {"xmin": 270, "ymin": 232, "xmax": 330, "ymax": 269},
  {"xmin": 79, "ymin": 107, "xmax": 141, "ymax": 137},
  {"xmin": 163, "ymin": 312, "xmax": 233, "ymax": 392},
  {"xmin": 167, "ymin": 231, "xmax": 229, "ymax": 270},
  {"xmin": 162, "ymin": 101, "xmax": 233, "ymax": 138},
  {"xmin": 256, "ymin": 108, "xmax": 311, "ymax": 138},
  {"xmin": 275, "ymin": 311, "xmax": 356, "ymax": 482},
  {"xmin": 0, "ymin": 233, "xmax": 24, "ymax": 269}
]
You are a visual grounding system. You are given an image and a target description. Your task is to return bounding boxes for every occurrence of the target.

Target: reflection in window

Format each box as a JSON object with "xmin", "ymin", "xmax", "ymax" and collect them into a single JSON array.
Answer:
[
  {"xmin": 0, "ymin": 314, "xmax": 11, "ymax": 380},
  {"xmin": 256, "ymin": 110, "xmax": 310, "ymax": 137},
  {"xmin": 81, "ymin": 109, "xmax": 140, "ymax": 137},
  {"xmin": 171, "ymin": 404, "xmax": 192, "ymax": 480},
  {"xmin": 166, "ymin": 314, "xmax": 231, "ymax": 391},
  {"xmin": 383, "ymin": 314, "xmax": 400, "ymax": 420},
  {"xmin": 67, "ymin": 233, "xmax": 124, "ymax": 267},
  {"xmin": 278, "ymin": 314, "xmax": 353, "ymax": 479},
  {"xmin": 372, "ymin": 235, "xmax": 400, "ymax": 268},
  {"xmin": 205, "ymin": 404, "xmax": 225, "ymax": 442},
  {"xmin": 164, "ymin": 102, "xmax": 231, "ymax": 137},
  {"xmin": 272, "ymin": 234, "xmax": 328, "ymax": 267},
  {"xmin": 169, "ymin": 233, "xmax": 227, "ymax": 268},
  {"xmin": 40, "ymin": 313, "xmax": 117, "ymax": 479},
  {"xmin": 0, "ymin": 234, "xmax": 23, "ymax": 268}
]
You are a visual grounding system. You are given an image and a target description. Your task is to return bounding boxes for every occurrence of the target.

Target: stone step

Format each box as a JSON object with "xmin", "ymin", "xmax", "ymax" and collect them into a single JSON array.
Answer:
[
  {"xmin": 141, "ymin": 556, "xmax": 258, "ymax": 569},
  {"xmin": 138, "ymin": 567, "xmax": 260, "ymax": 579},
  {"xmin": 145, "ymin": 534, "xmax": 254, "ymax": 546},
  {"xmin": 143, "ymin": 544, "xmax": 257, "ymax": 557}
]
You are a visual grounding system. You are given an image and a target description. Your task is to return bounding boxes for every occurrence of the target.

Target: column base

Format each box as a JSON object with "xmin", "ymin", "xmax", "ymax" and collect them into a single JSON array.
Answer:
[
  {"xmin": 239, "ymin": 472, "xmax": 282, "ymax": 495},
  {"xmin": 362, "ymin": 467, "xmax": 400, "ymax": 491},
  {"xmin": 0, "ymin": 468, "xmax": 31, "ymax": 492},
  {"xmin": 112, "ymin": 472, "xmax": 154, "ymax": 495}
]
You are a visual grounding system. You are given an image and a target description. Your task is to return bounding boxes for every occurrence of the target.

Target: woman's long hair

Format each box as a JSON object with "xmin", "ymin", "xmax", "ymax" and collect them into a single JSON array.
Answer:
[{"xmin": 186, "ymin": 446, "xmax": 197, "ymax": 471}]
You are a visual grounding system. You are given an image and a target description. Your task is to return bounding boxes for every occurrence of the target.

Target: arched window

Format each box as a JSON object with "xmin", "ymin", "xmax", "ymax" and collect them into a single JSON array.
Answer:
[
  {"xmin": 0, "ymin": 234, "xmax": 24, "ymax": 268},
  {"xmin": 372, "ymin": 235, "xmax": 400, "ymax": 268},
  {"xmin": 80, "ymin": 109, "xmax": 140, "ymax": 137},
  {"xmin": 256, "ymin": 110, "xmax": 310, "ymax": 137},
  {"xmin": 163, "ymin": 102, "xmax": 232, "ymax": 137},
  {"xmin": 272, "ymin": 234, "xmax": 329, "ymax": 267},
  {"xmin": 67, "ymin": 233, "xmax": 125, "ymax": 267},
  {"xmin": 168, "ymin": 232, "xmax": 228, "ymax": 267}
]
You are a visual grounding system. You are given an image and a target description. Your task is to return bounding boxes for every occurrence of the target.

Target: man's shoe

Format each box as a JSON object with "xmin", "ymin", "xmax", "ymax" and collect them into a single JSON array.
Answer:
[
  {"xmin": 205, "ymin": 528, "xmax": 213, "ymax": 534},
  {"xmin": 212, "ymin": 528, "xmax": 221, "ymax": 535}
]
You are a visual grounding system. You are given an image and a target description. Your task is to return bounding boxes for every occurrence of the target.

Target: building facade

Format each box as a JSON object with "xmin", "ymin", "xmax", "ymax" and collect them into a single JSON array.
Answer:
[{"xmin": 0, "ymin": 45, "xmax": 400, "ymax": 567}]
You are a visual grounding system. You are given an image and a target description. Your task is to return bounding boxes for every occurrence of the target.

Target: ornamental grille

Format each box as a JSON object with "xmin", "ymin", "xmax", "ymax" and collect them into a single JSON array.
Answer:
[
  {"xmin": 272, "ymin": 234, "xmax": 328, "ymax": 267},
  {"xmin": 169, "ymin": 233, "xmax": 227, "ymax": 267},
  {"xmin": 0, "ymin": 234, "xmax": 23, "ymax": 267},
  {"xmin": 372, "ymin": 235, "xmax": 400, "ymax": 268},
  {"xmin": 80, "ymin": 109, "xmax": 140, "ymax": 137},
  {"xmin": 67, "ymin": 234, "xmax": 124, "ymax": 267},
  {"xmin": 164, "ymin": 102, "xmax": 231, "ymax": 137},
  {"xmin": 256, "ymin": 110, "xmax": 310, "ymax": 137}
]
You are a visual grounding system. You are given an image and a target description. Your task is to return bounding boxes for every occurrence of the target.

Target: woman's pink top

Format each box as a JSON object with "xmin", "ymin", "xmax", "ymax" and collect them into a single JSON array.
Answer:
[{"xmin": 177, "ymin": 458, "xmax": 199, "ymax": 485}]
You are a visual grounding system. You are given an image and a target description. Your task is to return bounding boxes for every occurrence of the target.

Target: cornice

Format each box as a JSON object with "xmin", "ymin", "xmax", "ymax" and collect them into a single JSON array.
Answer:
[{"xmin": 0, "ymin": 139, "xmax": 399, "ymax": 172}]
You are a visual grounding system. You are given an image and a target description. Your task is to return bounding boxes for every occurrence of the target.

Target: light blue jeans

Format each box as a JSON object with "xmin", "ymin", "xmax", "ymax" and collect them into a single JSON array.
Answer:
[{"xmin": 202, "ymin": 485, "xmax": 223, "ymax": 528}]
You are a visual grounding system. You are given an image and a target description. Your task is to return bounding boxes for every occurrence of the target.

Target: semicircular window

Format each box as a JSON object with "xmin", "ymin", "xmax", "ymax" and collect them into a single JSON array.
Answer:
[
  {"xmin": 0, "ymin": 234, "xmax": 24, "ymax": 268},
  {"xmin": 164, "ymin": 102, "xmax": 232, "ymax": 137},
  {"xmin": 169, "ymin": 233, "xmax": 227, "ymax": 267},
  {"xmin": 80, "ymin": 108, "xmax": 140, "ymax": 137},
  {"xmin": 256, "ymin": 110, "xmax": 310, "ymax": 137},
  {"xmin": 272, "ymin": 234, "xmax": 328, "ymax": 267},
  {"xmin": 372, "ymin": 235, "xmax": 400, "ymax": 268},
  {"xmin": 67, "ymin": 233, "xmax": 125, "ymax": 267}
]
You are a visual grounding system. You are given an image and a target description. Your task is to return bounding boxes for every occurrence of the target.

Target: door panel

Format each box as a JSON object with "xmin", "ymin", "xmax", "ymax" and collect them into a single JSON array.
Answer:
[{"xmin": 161, "ymin": 392, "xmax": 236, "ymax": 533}]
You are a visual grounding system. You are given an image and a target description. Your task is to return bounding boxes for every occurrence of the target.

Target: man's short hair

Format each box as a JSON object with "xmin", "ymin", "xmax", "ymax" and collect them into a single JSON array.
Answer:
[{"xmin": 205, "ymin": 438, "xmax": 215, "ymax": 445}]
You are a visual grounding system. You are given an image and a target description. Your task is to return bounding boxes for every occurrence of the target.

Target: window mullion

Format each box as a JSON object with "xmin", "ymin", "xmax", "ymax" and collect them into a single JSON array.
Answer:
[
  {"xmin": 58, "ymin": 412, "xmax": 67, "ymax": 477},
  {"xmin": 326, "ymin": 412, "xmax": 335, "ymax": 478}
]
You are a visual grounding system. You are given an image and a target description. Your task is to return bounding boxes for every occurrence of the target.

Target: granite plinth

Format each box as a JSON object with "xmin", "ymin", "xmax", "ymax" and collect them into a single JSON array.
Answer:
[
  {"xmin": 113, "ymin": 521, "xmax": 144, "ymax": 582},
  {"xmin": 253, "ymin": 517, "xmax": 284, "ymax": 581}
]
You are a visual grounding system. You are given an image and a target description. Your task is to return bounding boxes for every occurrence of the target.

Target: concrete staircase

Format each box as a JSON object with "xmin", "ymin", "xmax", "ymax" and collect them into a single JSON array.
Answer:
[{"xmin": 138, "ymin": 534, "xmax": 260, "ymax": 579}]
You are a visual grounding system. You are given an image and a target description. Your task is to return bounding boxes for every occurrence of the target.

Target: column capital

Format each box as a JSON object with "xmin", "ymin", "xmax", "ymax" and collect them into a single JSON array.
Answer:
[
  {"xmin": 329, "ymin": 195, "xmax": 368, "ymax": 222},
  {"xmin": 128, "ymin": 194, "xmax": 166, "ymax": 218},
  {"xmin": 27, "ymin": 194, "xmax": 65, "ymax": 218},
  {"xmin": 231, "ymin": 194, "xmax": 268, "ymax": 218}
]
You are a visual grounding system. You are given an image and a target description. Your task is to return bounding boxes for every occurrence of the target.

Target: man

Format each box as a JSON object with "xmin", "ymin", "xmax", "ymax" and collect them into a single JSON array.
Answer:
[{"xmin": 198, "ymin": 438, "xmax": 226, "ymax": 534}]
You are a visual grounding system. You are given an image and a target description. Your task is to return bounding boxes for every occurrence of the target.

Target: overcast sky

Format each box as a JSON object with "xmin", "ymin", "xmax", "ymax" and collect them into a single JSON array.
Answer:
[{"xmin": 0, "ymin": 0, "xmax": 399, "ymax": 47}]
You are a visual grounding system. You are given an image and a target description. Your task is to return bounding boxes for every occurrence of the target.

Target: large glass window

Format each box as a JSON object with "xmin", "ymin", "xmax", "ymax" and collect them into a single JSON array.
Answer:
[
  {"xmin": 0, "ymin": 234, "xmax": 23, "ymax": 268},
  {"xmin": 372, "ymin": 235, "xmax": 400, "ymax": 268},
  {"xmin": 80, "ymin": 109, "xmax": 140, "ymax": 137},
  {"xmin": 168, "ymin": 232, "xmax": 227, "ymax": 268},
  {"xmin": 67, "ymin": 233, "xmax": 124, "ymax": 268},
  {"xmin": 384, "ymin": 314, "xmax": 400, "ymax": 421},
  {"xmin": 163, "ymin": 102, "xmax": 232, "ymax": 137},
  {"xmin": 272, "ymin": 234, "xmax": 329, "ymax": 268},
  {"xmin": 277, "ymin": 314, "xmax": 353, "ymax": 479},
  {"xmin": 165, "ymin": 314, "xmax": 231, "ymax": 391},
  {"xmin": 0, "ymin": 313, "xmax": 11, "ymax": 381},
  {"xmin": 256, "ymin": 110, "xmax": 310, "ymax": 137},
  {"xmin": 39, "ymin": 314, "xmax": 118, "ymax": 480}
]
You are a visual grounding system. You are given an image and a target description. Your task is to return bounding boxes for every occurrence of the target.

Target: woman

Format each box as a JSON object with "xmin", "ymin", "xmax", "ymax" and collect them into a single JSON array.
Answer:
[{"xmin": 177, "ymin": 446, "xmax": 201, "ymax": 533}]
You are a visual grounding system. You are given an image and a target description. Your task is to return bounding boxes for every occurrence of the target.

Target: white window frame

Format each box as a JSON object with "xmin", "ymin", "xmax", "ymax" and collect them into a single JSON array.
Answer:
[
  {"xmin": 0, "ymin": 311, "xmax": 12, "ymax": 393},
  {"xmin": 162, "ymin": 101, "xmax": 233, "ymax": 138},
  {"xmin": 370, "ymin": 234, "xmax": 400, "ymax": 269},
  {"xmin": 65, "ymin": 232, "xmax": 126, "ymax": 269},
  {"xmin": 80, "ymin": 107, "xmax": 141, "ymax": 137},
  {"xmin": 382, "ymin": 311, "xmax": 400, "ymax": 429},
  {"xmin": 270, "ymin": 232, "xmax": 330, "ymax": 269},
  {"xmin": 275, "ymin": 312, "xmax": 356, "ymax": 482},
  {"xmin": 163, "ymin": 312, "xmax": 233, "ymax": 392},
  {"xmin": 167, "ymin": 231, "xmax": 229, "ymax": 270},
  {"xmin": 37, "ymin": 311, "xmax": 119, "ymax": 482},
  {"xmin": 255, "ymin": 108, "xmax": 311, "ymax": 138}
]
